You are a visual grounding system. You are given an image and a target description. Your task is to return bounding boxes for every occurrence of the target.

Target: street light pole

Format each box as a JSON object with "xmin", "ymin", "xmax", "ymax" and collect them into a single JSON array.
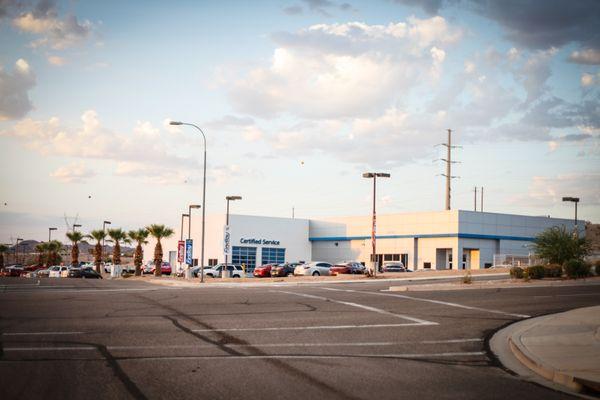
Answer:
[
  {"xmin": 102, "ymin": 221, "xmax": 111, "ymax": 257},
  {"xmin": 48, "ymin": 227, "xmax": 57, "ymax": 242},
  {"xmin": 562, "ymin": 197, "xmax": 580, "ymax": 237},
  {"xmin": 16, "ymin": 238, "xmax": 23, "ymax": 265},
  {"xmin": 362, "ymin": 173, "xmax": 391, "ymax": 277},
  {"xmin": 224, "ymin": 196, "xmax": 242, "ymax": 279},
  {"xmin": 171, "ymin": 121, "xmax": 207, "ymax": 284}
]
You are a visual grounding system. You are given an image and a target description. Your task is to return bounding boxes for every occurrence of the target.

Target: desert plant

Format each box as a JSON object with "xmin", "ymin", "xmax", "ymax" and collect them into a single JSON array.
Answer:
[
  {"xmin": 46, "ymin": 240, "xmax": 63, "ymax": 267},
  {"xmin": 128, "ymin": 228, "xmax": 149, "ymax": 276},
  {"xmin": 563, "ymin": 259, "xmax": 591, "ymax": 279},
  {"xmin": 66, "ymin": 231, "xmax": 86, "ymax": 267},
  {"xmin": 107, "ymin": 228, "xmax": 130, "ymax": 266},
  {"xmin": 525, "ymin": 265, "xmax": 545, "ymax": 280},
  {"xmin": 543, "ymin": 264, "xmax": 563, "ymax": 278},
  {"xmin": 146, "ymin": 224, "xmax": 174, "ymax": 277},
  {"xmin": 522, "ymin": 268, "xmax": 530, "ymax": 281},
  {"xmin": 533, "ymin": 226, "xmax": 589, "ymax": 265},
  {"xmin": 86, "ymin": 230, "xmax": 107, "ymax": 273},
  {"xmin": 510, "ymin": 266, "xmax": 524, "ymax": 279},
  {"xmin": 462, "ymin": 271, "xmax": 472, "ymax": 284}
]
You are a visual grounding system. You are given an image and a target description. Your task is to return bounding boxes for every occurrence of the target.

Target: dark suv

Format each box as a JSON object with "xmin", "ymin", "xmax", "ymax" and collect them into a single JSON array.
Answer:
[{"xmin": 270, "ymin": 263, "xmax": 301, "ymax": 277}]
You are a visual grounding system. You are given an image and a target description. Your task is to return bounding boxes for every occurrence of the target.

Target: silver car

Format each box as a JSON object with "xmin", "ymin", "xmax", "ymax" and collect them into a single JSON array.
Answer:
[{"xmin": 294, "ymin": 261, "xmax": 333, "ymax": 276}]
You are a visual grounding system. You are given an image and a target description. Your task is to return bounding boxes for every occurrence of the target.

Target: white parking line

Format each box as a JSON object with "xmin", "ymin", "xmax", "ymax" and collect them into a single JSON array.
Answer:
[
  {"xmin": 320, "ymin": 287, "xmax": 531, "ymax": 318},
  {"xmin": 119, "ymin": 352, "xmax": 487, "ymax": 361},
  {"xmin": 275, "ymin": 290, "xmax": 438, "ymax": 326},
  {"xmin": 2, "ymin": 331, "xmax": 85, "ymax": 336}
]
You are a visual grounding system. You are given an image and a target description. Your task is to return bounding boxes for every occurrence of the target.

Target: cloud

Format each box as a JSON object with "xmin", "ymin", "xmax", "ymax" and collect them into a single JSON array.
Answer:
[
  {"xmin": 394, "ymin": 0, "xmax": 600, "ymax": 50},
  {"xmin": 520, "ymin": 173, "xmax": 600, "ymax": 206},
  {"xmin": 0, "ymin": 58, "xmax": 36, "ymax": 120},
  {"xmin": 12, "ymin": 0, "xmax": 94, "ymax": 50},
  {"xmin": 581, "ymin": 72, "xmax": 597, "ymax": 87},
  {"xmin": 1, "ymin": 110, "xmax": 201, "ymax": 183},
  {"xmin": 569, "ymin": 48, "xmax": 600, "ymax": 65},
  {"xmin": 283, "ymin": 5, "xmax": 303, "ymax": 15},
  {"xmin": 50, "ymin": 161, "xmax": 95, "ymax": 183},
  {"xmin": 114, "ymin": 161, "xmax": 191, "ymax": 185},
  {"xmin": 47, "ymin": 55, "xmax": 66, "ymax": 66},
  {"xmin": 230, "ymin": 17, "xmax": 461, "ymax": 119}
]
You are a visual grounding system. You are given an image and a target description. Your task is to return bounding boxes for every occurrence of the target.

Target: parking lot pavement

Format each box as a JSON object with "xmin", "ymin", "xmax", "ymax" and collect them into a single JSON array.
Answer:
[{"xmin": 1, "ymin": 277, "xmax": 598, "ymax": 399}]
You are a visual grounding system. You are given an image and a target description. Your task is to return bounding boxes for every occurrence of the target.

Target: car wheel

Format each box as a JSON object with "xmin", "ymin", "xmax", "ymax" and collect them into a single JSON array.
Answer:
[
  {"xmin": 312, "ymin": 271, "xmax": 320, "ymax": 276},
  {"xmin": 233, "ymin": 275, "xmax": 240, "ymax": 278}
]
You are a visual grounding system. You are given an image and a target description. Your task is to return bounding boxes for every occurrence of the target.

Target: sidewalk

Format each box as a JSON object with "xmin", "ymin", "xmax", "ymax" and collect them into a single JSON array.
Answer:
[{"xmin": 506, "ymin": 306, "xmax": 600, "ymax": 395}]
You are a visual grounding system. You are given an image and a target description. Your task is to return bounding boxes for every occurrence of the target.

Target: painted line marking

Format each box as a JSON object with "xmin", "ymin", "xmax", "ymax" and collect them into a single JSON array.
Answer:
[
  {"xmin": 533, "ymin": 293, "xmax": 600, "ymax": 298},
  {"xmin": 2, "ymin": 331, "xmax": 85, "ymax": 336},
  {"xmin": 2, "ymin": 339, "xmax": 484, "ymax": 352},
  {"xmin": 191, "ymin": 323, "xmax": 427, "ymax": 333},
  {"xmin": 274, "ymin": 290, "xmax": 438, "ymax": 326},
  {"xmin": 320, "ymin": 287, "xmax": 531, "ymax": 319}
]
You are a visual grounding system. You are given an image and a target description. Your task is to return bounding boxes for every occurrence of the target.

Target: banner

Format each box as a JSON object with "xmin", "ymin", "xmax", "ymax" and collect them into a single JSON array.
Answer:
[
  {"xmin": 177, "ymin": 240, "xmax": 185, "ymax": 263},
  {"xmin": 185, "ymin": 239, "xmax": 193, "ymax": 265},
  {"xmin": 223, "ymin": 225, "xmax": 231, "ymax": 256}
]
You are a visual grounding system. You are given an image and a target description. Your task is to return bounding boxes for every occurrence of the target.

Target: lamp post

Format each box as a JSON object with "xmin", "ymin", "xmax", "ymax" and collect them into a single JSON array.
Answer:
[
  {"xmin": 224, "ymin": 196, "xmax": 242, "ymax": 279},
  {"xmin": 362, "ymin": 172, "xmax": 391, "ymax": 277},
  {"xmin": 180, "ymin": 213, "xmax": 189, "ymax": 274},
  {"xmin": 562, "ymin": 197, "xmax": 580, "ymax": 237},
  {"xmin": 73, "ymin": 224, "xmax": 82, "ymax": 232},
  {"xmin": 15, "ymin": 237, "xmax": 23, "ymax": 265},
  {"xmin": 48, "ymin": 227, "xmax": 57, "ymax": 242},
  {"xmin": 171, "ymin": 121, "xmax": 207, "ymax": 284}
]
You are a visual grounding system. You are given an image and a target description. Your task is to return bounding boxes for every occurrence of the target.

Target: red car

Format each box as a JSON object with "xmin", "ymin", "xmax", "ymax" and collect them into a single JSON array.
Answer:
[
  {"xmin": 330, "ymin": 262, "xmax": 366, "ymax": 275},
  {"xmin": 151, "ymin": 262, "xmax": 172, "ymax": 275},
  {"xmin": 253, "ymin": 264, "xmax": 275, "ymax": 278}
]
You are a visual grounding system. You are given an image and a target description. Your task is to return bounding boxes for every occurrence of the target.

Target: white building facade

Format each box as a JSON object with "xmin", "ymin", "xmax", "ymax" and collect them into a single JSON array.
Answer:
[{"xmin": 151, "ymin": 210, "xmax": 576, "ymax": 272}]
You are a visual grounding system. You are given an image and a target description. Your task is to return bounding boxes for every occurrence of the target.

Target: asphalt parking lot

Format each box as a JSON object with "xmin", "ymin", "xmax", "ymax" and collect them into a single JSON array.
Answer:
[{"xmin": 1, "ymin": 277, "xmax": 599, "ymax": 399}]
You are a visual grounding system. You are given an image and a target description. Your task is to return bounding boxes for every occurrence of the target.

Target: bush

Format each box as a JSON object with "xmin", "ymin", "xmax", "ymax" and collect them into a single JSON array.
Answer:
[
  {"xmin": 544, "ymin": 264, "xmax": 563, "ymax": 278},
  {"xmin": 525, "ymin": 265, "xmax": 545, "ymax": 279},
  {"xmin": 510, "ymin": 266, "xmax": 524, "ymax": 279},
  {"xmin": 462, "ymin": 271, "xmax": 472, "ymax": 284},
  {"xmin": 563, "ymin": 259, "xmax": 591, "ymax": 279}
]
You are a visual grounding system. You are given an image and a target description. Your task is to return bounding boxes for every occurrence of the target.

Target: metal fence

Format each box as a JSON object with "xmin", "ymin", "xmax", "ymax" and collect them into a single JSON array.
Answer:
[{"xmin": 492, "ymin": 254, "xmax": 543, "ymax": 268}]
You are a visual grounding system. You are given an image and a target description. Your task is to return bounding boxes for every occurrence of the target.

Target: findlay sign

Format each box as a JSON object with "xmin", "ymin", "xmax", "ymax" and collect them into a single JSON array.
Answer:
[{"xmin": 240, "ymin": 238, "xmax": 280, "ymax": 246}]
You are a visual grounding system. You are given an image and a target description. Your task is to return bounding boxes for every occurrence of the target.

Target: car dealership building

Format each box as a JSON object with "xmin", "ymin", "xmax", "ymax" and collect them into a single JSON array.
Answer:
[{"xmin": 156, "ymin": 210, "xmax": 577, "ymax": 272}]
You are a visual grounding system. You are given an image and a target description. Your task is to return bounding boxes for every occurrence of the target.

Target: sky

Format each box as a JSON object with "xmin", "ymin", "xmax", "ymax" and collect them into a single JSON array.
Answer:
[{"xmin": 0, "ymin": 0, "xmax": 599, "ymax": 244}]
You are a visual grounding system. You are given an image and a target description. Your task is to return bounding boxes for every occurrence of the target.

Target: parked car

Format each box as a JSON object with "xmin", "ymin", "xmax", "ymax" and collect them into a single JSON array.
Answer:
[
  {"xmin": 36, "ymin": 268, "xmax": 51, "ymax": 278},
  {"xmin": 270, "ymin": 262, "xmax": 301, "ymax": 277},
  {"xmin": 330, "ymin": 262, "xmax": 365, "ymax": 275},
  {"xmin": 1, "ymin": 266, "xmax": 24, "ymax": 277},
  {"xmin": 294, "ymin": 261, "xmax": 333, "ymax": 276},
  {"xmin": 48, "ymin": 265, "xmax": 69, "ymax": 278},
  {"xmin": 68, "ymin": 267, "xmax": 103, "ymax": 279},
  {"xmin": 254, "ymin": 264, "xmax": 276, "ymax": 278},
  {"xmin": 383, "ymin": 262, "xmax": 410, "ymax": 273},
  {"xmin": 142, "ymin": 261, "xmax": 171, "ymax": 275},
  {"xmin": 194, "ymin": 264, "xmax": 244, "ymax": 278},
  {"xmin": 103, "ymin": 262, "xmax": 114, "ymax": 273}
]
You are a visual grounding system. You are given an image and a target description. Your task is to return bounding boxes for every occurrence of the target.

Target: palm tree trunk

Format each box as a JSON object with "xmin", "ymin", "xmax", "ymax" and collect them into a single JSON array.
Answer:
[
  {"xmin": 95, "ymin": 242, "xmax": 102, "ymax": 273},
  {"xmin": 71, "ymin": 244, "xmax": 79, "ymax": 266},
  {"xmin": 134, "ymin": 244, "xmax": 142, "ymax": 276},
  {"xmin": 114, "ymin": 242, "xmax": 121, "ymax": 266},
  {"xmin": 0, "ymin": 253, "xmax": 4, "ymax": 270},
  {"xmin": 154, "ymin": 240, "xmax": 163, "ymax": 277}
]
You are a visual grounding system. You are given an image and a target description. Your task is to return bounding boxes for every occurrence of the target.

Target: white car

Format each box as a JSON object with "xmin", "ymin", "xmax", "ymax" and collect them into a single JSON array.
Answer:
[
  {"xmin": 294, "ymin": 261, "xmax": 333, "ymax": 276},
  {"xmin": 103, "ymin": 262, "xmax": 114, "ymax": 273},
  {"xmin": 48, "ymin": 265, "xmax": 69, "ymax": 278},
  {"xmin": 196, "ymin": 264, "xmax": 244, "ymax": 278}
]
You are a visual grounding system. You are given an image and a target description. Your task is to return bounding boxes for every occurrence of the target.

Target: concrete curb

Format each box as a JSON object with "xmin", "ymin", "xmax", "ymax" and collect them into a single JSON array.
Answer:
[{"xmin": 492, "ymin": 308, "xmax": 600, "ymax": 397}]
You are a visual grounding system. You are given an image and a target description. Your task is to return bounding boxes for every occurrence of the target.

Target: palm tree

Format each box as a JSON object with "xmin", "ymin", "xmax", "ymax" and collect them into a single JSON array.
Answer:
[
  {"xmin": 146, "ymin": 224, "xmax": 174, "ymax": 277},
  {"xmin": 46, "ymin": 240, "xmax": 63, "ymax": 267},
  {"xmin": 0, "ymin": 244, "xmax": 8, "ymax": 270},
  {"xmin": 66, "ymin": 231, "xmax": 86, "ymax": 267},
  {"xmin": 128, "ymin": 228, "xmax": 149, "ymax": 276},
  {"xmin": 34, "ymin": 243, "xmax": 48, "ymax": 267},
  {"xmin": 86, "ymin": 230, "xmax": 106, "ymax": 273},
  {"xmin": 107, "ymin": 228, "xmax": 130, "ymax": 267}
]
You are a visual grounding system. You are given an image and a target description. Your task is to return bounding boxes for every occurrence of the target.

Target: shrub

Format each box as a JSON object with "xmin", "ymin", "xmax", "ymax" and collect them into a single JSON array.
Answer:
[
  {"xmin": 563, "ymin": 259, "xmax": 591, "ymax": 279},
  {"xmin": 510, "ymin": 266, "xmax": 524, "ymax": 279},
  {"xmin": 522, "ymin": 268, "xmax": 530, "ymax": 281},
  {"xmin": 525, "ymin": 265, "xmax": 545, "ymax": 279},
  {"xmin": 544, "ymin": 264, "xmax": 563, "ymax": 278},
  {"xmin": 462, "ymin": 271, "xmax": 472, "ymax": 284}
]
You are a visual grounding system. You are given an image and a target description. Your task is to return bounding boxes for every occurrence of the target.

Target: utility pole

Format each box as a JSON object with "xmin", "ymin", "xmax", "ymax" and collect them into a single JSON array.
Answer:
[
  {"xmin": 481, "ymin": 187, "xmax": 484, "ymax": 212},
  {"xmin": 474, "ymin": 186, "xmax": 478, "ymax": 211},
  {"xmin": 439, "ymin": 129, "xmax": 460, "ymax": 210}
]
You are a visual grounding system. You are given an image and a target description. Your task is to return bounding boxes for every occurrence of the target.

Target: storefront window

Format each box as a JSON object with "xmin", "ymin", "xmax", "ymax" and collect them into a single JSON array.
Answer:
[
  {"xmin": 232, "ymin": 246, "xmax": 257, "ymax": 271},
  {"xmin": 261, "ymin": 247, "xmax": 285, "ymax": 265}
]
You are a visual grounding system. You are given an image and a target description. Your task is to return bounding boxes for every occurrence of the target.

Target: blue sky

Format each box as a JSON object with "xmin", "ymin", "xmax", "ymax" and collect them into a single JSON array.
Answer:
[{"xmin": 0, "ymin": 0, "xmax": 599, "ymax": 243}]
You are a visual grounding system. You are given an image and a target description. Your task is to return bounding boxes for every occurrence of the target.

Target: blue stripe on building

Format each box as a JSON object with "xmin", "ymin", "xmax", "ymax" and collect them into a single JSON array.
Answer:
[{"xmin": 308, "ymin": 233, "xmax": 535, "ymax": 242}]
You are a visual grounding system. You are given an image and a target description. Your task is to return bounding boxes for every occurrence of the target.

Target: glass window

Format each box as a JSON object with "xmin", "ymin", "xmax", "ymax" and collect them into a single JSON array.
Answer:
[
  {"xmin": 261, "ymin": 247, "xmax": 285, "ymax": 266},
  {"xmin": 232, "ymin": 246, "xmax": 257, "ymax": 271}
]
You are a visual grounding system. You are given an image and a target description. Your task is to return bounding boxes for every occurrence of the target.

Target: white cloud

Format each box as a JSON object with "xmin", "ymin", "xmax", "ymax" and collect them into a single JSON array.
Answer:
[
  {"xmin": 47, "ymin": 55, "xmax": 66, "ymax": 66},
  {"xmin": 581, "ymin": 72, "xmax": 596, "ymax": 87},
  {"xmin": 547, "ymin": 140, "xmax": 558, "ymax": 152},
  {"xmin": 50, "ymin": 162, "xmax": 96, "ymax": 183},
  {"xmin": 569, "ymin": 48, "xmax": 600, "ymax": 65},
  {"xmin": 523, "ymin": 173, "xmax": 600, "ymax": 206},
  {"xmin": 13, "ymin": 9, "xmax": 93, "ymax": 50},
  {"xmin": 0, "ymin": 58, "xmax": 36, "ymax": 120}
]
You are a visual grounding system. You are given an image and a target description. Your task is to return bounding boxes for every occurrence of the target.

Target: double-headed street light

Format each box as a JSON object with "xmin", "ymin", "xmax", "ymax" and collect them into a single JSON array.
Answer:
[
  {"xmin": 562, "ymin": 197, "xmax": 580, "ymax": 236},
  {"xmin": 171, "ymin": 121, "xmax": 208, "ymax": 284},
  {"xmin": 102, "ymin": 220, "xmax": 111, "ymax": 253},
  {"xmin": 363, "ymin": 172, "xmax": 391, "ymax": 277},
  {"xmin": 224, "ymin": 196, "xmax": 242, "ymax": 279},
  {"xmin": 73, "ymin": 224, "xmax": 82, "ymax": 232},
  {"xmin": 48, "ymin": 227, "xmax": 57, "ymax": 242}
]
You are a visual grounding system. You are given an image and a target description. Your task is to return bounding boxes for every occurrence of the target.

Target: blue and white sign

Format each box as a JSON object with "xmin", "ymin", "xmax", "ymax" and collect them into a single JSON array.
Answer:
[
  {"xmin": 185, "ymin": 239, "xmax": 193, "ymax": 265},
  {"xmin": 223, "ymin": 225, "xmax": 231, "ymax": 256}
]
